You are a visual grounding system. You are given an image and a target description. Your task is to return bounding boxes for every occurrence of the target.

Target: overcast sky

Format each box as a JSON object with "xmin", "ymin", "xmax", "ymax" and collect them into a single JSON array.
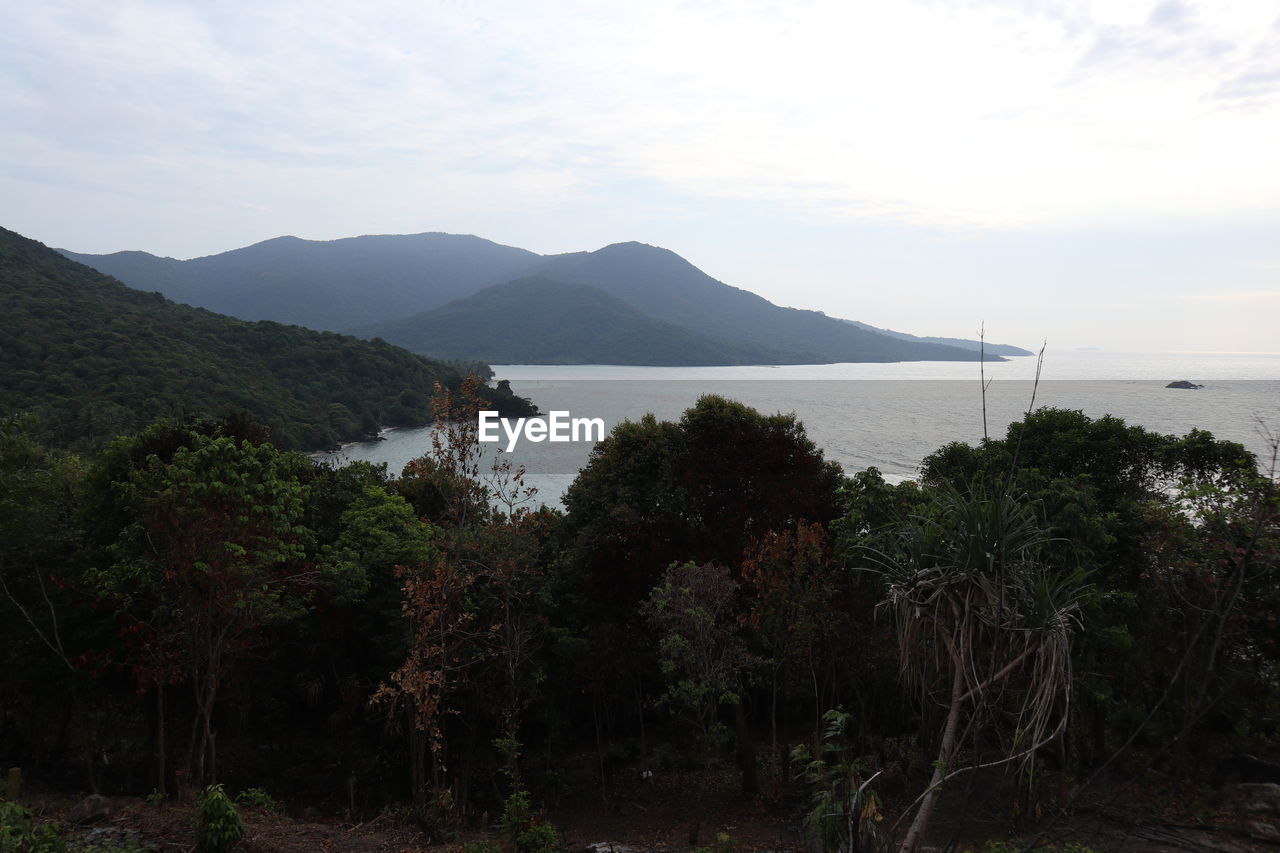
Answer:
[{"xmin": 3, "ymin": 0, "xmax": 1278, "ymax": 353}]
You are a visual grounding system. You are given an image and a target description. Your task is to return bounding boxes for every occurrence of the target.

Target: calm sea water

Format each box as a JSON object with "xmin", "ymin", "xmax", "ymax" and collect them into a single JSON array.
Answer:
[{"xmin": 316, "ymin": 352, "xmax": 1280, "ymax": 506}]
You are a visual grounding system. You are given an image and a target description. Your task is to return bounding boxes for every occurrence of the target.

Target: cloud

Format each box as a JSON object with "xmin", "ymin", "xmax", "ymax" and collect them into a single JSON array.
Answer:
[
  {"xmin": 3, "ymin": 0, "xmax": 1280, "ymax": 243},
  {"xmin": 1179, "ymin": 290, "xmax": 1280, "ymax": 304}
]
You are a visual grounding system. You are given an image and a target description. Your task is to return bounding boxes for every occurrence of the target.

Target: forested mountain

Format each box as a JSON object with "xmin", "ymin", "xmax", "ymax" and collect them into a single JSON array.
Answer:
[
  {"xmin": 509, "ymin": 241, "xmax": 1000, "ymax": 364},
  {"xmin": 352, "ymin": 277, "xmax": 798, "ymax": 365},
  {"xmin": 59, "ymin": 232, "xmax": 539, "ymax": 331},
  {"xmin": 62, "ymin": 233, "xmax": 1025, "ymax": 365},
  {"xmin": 1, "ymin": 227, "xmax": 533, "ymax": 451}
]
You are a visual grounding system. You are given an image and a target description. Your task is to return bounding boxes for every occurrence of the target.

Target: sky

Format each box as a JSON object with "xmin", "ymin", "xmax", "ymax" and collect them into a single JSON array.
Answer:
[{"xmin": 3, "ymin": 0, "xmax": 1279, "ymax": 353}]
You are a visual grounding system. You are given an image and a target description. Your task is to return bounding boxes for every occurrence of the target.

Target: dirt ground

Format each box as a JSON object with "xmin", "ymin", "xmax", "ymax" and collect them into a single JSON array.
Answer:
[{"xmin": 22, "ymin": 764, "xmax": 1280, "ymax": 853}]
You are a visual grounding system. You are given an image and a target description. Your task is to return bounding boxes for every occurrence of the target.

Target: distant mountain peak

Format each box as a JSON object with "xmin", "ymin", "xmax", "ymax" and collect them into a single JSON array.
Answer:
[{"xmin": 61, "ymin": 230, "xmax": 1014, "ymax": 365}]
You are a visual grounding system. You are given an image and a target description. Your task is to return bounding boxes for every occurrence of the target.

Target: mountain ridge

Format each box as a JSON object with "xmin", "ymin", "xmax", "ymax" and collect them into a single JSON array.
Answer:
[{"xmin": 61, "ymin": 233, "xmax": 1028, "ymax": 366}]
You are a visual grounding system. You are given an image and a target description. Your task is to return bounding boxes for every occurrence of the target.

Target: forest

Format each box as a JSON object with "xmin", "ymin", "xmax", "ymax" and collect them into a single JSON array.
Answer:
[
  {"xmin": 1, "ymin": 377, "xmax": 1277, "ymax": 853},
  {"xmin": 0, "ymin": 227, "xmax": 535, "ymax": 453}
]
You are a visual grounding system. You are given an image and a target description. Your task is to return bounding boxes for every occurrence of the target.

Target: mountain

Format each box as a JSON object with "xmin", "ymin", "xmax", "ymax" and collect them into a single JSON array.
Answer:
[
  {"xmin": 511, "ymin": 242, "xmax": 997, "ymax": 364},
  {"xmin": 360, "ymin": 277, "xmax": 795, "ymax": 365},
  {"xmin": 841, "ymin": 320, "xmax": 1033, "ymax": 357},
  {"xmin": 1, "ymin": 227, "xmax": 533, "ymax": 451},
  {"xmin": 59, "ymin": 232, "xmax": 540, "ymax": 331},
  {"xmin": 63, "ymin": 233, "xmax": 1020, "ymax": 365}
]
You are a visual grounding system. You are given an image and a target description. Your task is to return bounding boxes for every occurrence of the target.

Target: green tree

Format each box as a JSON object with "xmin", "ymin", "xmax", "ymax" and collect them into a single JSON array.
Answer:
[
  {"xmin": 95, "ymin": 432, "xmax": 318, "ymax": 784},
  {"xmin": 865, "ymin": 484, "xmax": 1089, "ymax": 853},
  {"xmin": 0, "ymin": 415, "xmax": 101, "ymax": 789},
  {"xmin": 641, "ymin": 562, "xmax": 755, "ymax": 766}
]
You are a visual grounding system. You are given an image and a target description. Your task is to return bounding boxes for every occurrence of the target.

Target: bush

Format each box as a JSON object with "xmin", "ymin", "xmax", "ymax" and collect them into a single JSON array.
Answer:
[
  {"xmin": 233, "ymin": 788, "xmax": 277, "ymax": 811},
  {"xmin": 461, "ymin": 843, "xmax": 503, "ymax": 853},
  {"xmin": 499, "ymin": 789, "xmax": 531, "ymax": 839},
  {"xmin": 515, "ymin": 822, "xmax": 560, "ymax": 853},
  {"xmin": 195, "ymin": 785, "xmax": 244, "ymax": 853},
  {"xmin": 0, "ymin": 799, "xmax": 65, "ymax": 853}
]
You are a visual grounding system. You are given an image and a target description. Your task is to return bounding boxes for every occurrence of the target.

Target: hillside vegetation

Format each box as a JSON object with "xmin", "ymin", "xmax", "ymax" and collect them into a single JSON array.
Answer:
[
  {"xmin": 1, "ymin": 227, "xmax": 533, "ymax": 450},
  {"xmin": 360, "ymin": 276, "xmax": 799, "ymax": 365}
]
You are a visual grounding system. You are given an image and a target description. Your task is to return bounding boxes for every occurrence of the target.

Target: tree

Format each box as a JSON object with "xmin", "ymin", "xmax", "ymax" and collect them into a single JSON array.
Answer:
[
  {"xmin": 559, "ymin": 395, "xmax": 844, "ymax": 796},
  {"xmin": 741, "ymin": 522, "xmax": 842, "ymax": 771},
  {"xmin": 562, "ymin": 394, "xmax": 844, "ymax": 628},
  {"xmin": 919, "ymin": 408, "xmax": 1260, "ymax": 764},
  {"xmin": 866, "ymin": 484, "xmax": 1089, "ymax": 853},
  {"xmin": 379, "ymin": 376, "xmax": 547, "ymax": 822},
  {"xmin": 642, "ymin": 562, "xmax": 755, "ymax": 768},
  {"xmin": 96, "ymin": 432, "xmax": 316, "ymax": 784},
  {"xmin": 0, "ymin": 415, "xmax": 101, "ymax": 788}
]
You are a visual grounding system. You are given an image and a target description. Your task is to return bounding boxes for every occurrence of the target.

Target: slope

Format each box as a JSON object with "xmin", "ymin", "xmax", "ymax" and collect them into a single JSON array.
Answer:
[
  {"xmin": 64, "ymin": 232, "xmax": 1014, "ymax": 365},
  {"xmin": 520, "ymin": 242, "xmax": 996, "ymax": 363},
  {"xmin": 60, "ymin": 232, "xmax": 540, "ymax": 331},
  {"xmin": 1, "ymin": 227, "xmax": 533, "ymax": 451},
  {"xmin": 359, "ymin": 277, "xmax": 796, "ymax": 365}
]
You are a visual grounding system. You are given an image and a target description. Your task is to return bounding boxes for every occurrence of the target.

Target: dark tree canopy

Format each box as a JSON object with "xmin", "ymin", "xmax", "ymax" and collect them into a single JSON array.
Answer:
[{"xmin": 561, "ymin": 394, "xmax": 845, "ymax": 625}]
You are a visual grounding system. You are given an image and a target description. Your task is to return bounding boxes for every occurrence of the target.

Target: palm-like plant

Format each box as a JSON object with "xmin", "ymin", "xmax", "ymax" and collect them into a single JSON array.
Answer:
[{"xmin": 867, "ymin": 483, "xmax": 1089, "ymax": 853}]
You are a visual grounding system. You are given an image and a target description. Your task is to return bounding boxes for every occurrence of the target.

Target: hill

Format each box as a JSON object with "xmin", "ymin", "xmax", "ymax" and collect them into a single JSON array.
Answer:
[
  {"xmin": 64, "ymin": 234, "xmax": 1023, "ymax": 365},
  {"xmin": 1, "ymin": 227, "xmax": 534, "ymax": 451},
  {"xmin": 515, "ymin": 242, "xmax": 1000, "ymax": 364},
  {"xmin": 359, "ymin": 277, "xmax": 795, "ymax": 365},
  {"xmin": 59, "ymin": 232, "xmax": 539, "ymax": 331}
]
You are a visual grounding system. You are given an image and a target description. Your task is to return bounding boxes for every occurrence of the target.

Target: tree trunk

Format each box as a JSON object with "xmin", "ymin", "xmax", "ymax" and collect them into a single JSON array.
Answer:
[
  {"xmin": 734, "ymin": 699, "xmax": 758, "ymax": 794},
  {"xmin": 156, "ymin": 683, "xmax": 167, "ymax": 796},
  {"xmin": 899, "ymin": 662, "xmax": 966, "ymax": 853}
]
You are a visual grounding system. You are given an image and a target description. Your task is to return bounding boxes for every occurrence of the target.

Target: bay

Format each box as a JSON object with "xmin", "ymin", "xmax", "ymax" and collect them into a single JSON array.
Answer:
[{"xmin": 316, "ymin": 352, "xmax": 1280, "ymax": 507}]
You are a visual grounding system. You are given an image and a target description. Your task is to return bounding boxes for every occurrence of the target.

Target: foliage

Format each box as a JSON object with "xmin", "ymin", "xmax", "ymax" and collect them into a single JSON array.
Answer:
[
  {"xmin": 514, "ymin": 822, "xmax": 560, "ymax": 853},
  {"xmin": 461, "ymin": 844, "xmax": 503, "ymax": 853},
  {"xmin": 741, "ymin": 522, "xmax": 844, "ymax": 741},
  {"xmin": 1, "ymin": 384, "xmax": 1275, "ymax": 839},
  {"xmin": 792, "ymin": 708, "xmax": 883, "ymax": 853},
  {"xmin": 642, "ymin": 562, "xmax": 755, "ymax": 756},
  {"xmin": 377, "ymin": 377, "xmax": 548, "ymax": 819},
  {"xmin": 89, "ymin": 427, "xmax": 324, "ymax": 783},
  {"xmin": 0, "ymin": 226, "xmax": 534, "ymax": 452},
  {"xmin": 562, "ymin": 394, "xmax": 844, "ymax": 629},
  {"xmin": 361, "ymin": 277, "xmax": 783, "ymax": 366},
  {"xmin": 865, "ymin": 483, "xmax": 1090, "ymax": 852},
  {"xmin": 500, "ymin": 788, "xmax": 533, "ymax": 840},
  {"xmin": 0, "ymin": 799, "xmax": 66, "ymax": 853},
  {"xmin": 918, "ymin": 407, "xmax": 1272, "ymax": 765},
  {"xmin": 233, "ymin": 788, "xmax": 277, "ymax": 811},
  {"xmin": 195, "ymin": 785, "xmax": 243, "ymax": 853}
]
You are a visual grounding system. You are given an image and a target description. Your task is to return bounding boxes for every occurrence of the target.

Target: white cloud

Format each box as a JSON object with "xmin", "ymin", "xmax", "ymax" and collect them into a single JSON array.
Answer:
[
  {"xmin": 5, "ymin": 0, "xmax": 1279, "ymax": 236},
  {"xmin": 2, "ymin": 0, "xmax": 1280, "ymax": 351},
  {"xmin": 1180, "ymin": 290, "xmax": 1280, "ymax": 304}
]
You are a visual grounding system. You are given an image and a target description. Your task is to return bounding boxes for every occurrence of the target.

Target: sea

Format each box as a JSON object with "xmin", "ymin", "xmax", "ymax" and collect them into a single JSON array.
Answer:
[{"xmin": 315, "ymin": 351, "xmax": 1280, "ymax": 508}]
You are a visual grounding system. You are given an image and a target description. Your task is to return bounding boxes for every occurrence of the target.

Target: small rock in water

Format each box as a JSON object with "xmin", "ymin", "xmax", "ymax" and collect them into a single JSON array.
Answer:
[{"xmin": 1166, "ymin": 380, "xmax": 1204, "ymax": 389}]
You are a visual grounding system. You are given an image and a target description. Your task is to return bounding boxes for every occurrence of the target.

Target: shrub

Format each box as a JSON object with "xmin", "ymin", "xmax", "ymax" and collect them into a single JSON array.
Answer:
[
  {"xmin": 461, "ymin": 843, "xmax": 503, "ymax": 853},
  {"xmin": 195, "ymin": 785, "xmax": 244, "ymax": 853},
  {"xmin": 515, "ymin": 822, "xmax": 560, "ymax": 853},
  {"xmin": 0, "ymin": 799, "xmax": 66, "ymax": 853},
  {"xmin": 233, "ymin": 788, "xmax": 277, "ymax": 811}
]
